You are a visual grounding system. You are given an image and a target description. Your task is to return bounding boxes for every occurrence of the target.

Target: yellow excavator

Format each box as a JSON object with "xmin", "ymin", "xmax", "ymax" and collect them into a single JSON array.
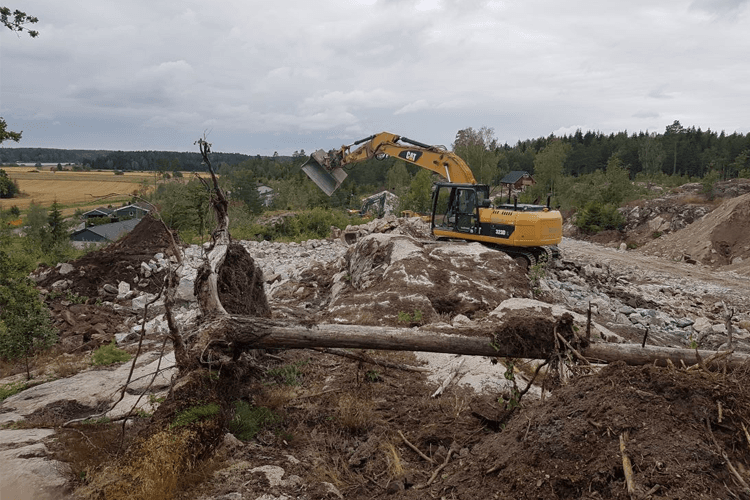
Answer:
[{"xmin": 301, "ymin": 132, "xmax": 562, "ymax": 265}]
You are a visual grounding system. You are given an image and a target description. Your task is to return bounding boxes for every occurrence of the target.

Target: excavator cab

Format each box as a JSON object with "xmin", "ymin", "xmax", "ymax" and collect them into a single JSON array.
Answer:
[{"xmin": 431, "ymin": 183, "xmax": 489, "ymax": 235}]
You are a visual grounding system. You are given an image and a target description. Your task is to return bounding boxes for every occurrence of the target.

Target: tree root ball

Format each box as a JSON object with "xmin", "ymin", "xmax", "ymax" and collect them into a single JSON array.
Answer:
[{"xmin": 217, "ymin": 243, "xmax": 271, "ymax": 317}]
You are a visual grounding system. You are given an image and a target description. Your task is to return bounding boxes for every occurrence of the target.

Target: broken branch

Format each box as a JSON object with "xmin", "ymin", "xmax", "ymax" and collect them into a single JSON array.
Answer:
[
  {"xmin": 414, "ymin": 443, "xmax": 457, "ymax": 489},
  {"xmin": 619, "ymin": 431, "xmax": 637, "ymax": 498},
  {"xmin": 398, "ymin": 430, "xmax": 435, "ymax": 464}
]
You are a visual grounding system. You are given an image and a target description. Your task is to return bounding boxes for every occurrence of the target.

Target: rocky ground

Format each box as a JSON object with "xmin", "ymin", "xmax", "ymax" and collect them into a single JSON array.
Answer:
[{"xmin": 1, "ymin": 185, "xmax": 750, "ymax": 499}]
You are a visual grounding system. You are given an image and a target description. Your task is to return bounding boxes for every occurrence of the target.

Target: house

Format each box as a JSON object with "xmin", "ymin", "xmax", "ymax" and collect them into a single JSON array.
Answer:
[
  {"xmin": 70, "ymin": 218, "xmax": 140, "ymax": 243},
  {"xmin": 113, "ymin": 203, "xmax": 150, "ymax": 219},
  {"xmin": 499, "ymin": 171, "xmax": 536, "ymax": 190},
  {"xmin": 81, "ymin": 206, "xmax": 114, "ymax": 220}
]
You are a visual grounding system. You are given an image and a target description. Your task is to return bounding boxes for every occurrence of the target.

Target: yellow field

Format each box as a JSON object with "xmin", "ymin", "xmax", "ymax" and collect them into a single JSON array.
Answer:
[{"xmin": 0, "ymin": 168, "xmax": 210, "ymax": 216}]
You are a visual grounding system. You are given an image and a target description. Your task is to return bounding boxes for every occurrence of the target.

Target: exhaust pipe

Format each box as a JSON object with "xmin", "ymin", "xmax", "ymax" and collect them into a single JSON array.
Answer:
[{"xmin": 301, "ymin": 150, "xmax": 348, "ymax": 196}]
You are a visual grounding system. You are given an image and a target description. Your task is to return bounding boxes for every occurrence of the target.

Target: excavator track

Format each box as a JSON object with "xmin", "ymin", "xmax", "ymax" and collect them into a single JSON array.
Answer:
[
  {"xmin": 434, "ymin": 238, "xmax": 559, "ymax": 270},
  {"xmin": 486, "ymin": 244, "xmax": 560, "ymax": 270}
]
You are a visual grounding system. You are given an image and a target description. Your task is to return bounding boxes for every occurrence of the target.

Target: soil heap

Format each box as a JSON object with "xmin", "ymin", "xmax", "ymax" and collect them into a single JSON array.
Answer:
[{"xmin": 641, "ymin": 192, "xmax": 750, "ymax": 268}]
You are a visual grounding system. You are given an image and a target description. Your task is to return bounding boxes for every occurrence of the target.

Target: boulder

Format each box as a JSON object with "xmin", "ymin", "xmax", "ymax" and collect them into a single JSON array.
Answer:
[
  {"xmin": 692, "ymin": 317, "xmax": 712, "ymax": 333},
  {"xmin": 58, "ymin": 263, "xmax": 74, "ymax": 275},
  {"xmin": 325, "ymin": 233, "xmax": 529, "ymax": 325}
]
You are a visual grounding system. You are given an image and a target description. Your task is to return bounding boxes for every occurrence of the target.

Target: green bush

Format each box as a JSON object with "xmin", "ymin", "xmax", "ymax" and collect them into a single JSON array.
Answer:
[
  {"xmin": 0, "ymin": 252, "xmax": 57, "ymax": 379},
  {"xmin": 574, "ymin": 201, "xmax": 625, "ymax": 234},
  {"xmin": 229, "ymin": 401, "xmax": 281, "ymax": 440},
  {"xmin": 701, "ymin": 170, "xmax": 720, "ymax": 199},
  {"xmin": 91, "ymin": 341, "xmax": 131, "ymax": 366},
  {"xmin": 231, "ymin": 208, "xmax": 370, "ymax": 243},
  {"xmin": 171, "ymin": 403, "xmax": 221, "ymax": 429}
]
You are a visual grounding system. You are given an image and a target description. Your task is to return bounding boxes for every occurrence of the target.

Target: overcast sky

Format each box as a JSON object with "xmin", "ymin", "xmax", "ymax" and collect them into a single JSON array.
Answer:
[{"xmin": 1, "ymin": 0, "xmax": 749, "ymax": 155}]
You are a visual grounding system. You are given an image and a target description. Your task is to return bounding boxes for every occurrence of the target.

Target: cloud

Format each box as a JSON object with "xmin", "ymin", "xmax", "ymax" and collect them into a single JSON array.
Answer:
[
  {"xmin": 2, "ymin": 0, "xmax": 749, "ymax": 153},
  {"xmin": 690, "ymin": 0, "xmax": 749, "ymax": 16},
  {"xmin": 632, "ymin": 111, "xmax": 660, "ymax": 119},
  {"xmin": 394, "ymin": 100, "xmax": 431, "ymax": 115}
]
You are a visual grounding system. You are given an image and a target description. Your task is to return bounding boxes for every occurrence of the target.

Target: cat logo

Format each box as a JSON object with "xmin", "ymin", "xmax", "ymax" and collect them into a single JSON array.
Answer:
[{"xmin": 399, "ymin": 150, "xmax": 422, "ymax": 162}]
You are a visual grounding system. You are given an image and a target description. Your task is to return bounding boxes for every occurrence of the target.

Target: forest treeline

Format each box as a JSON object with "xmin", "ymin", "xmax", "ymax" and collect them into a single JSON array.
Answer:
[
  {"xmin": 0, "ymin": 148, "xmax": 283, "ymax": 172},
  {"xmin": 2, "ymin": 120, "xmax": 749, "ymax": 181}
]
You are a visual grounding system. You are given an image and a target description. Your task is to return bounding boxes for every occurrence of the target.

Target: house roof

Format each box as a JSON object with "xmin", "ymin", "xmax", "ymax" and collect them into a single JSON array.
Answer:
[
  {"xmin": 82, "ymin": 206, "xmax": 114, "ymax": 216},
  {"xmin": 113, "ymin": 203, "xmax": 150, "ymax": 213},
  {"xmin": 500, "ymin": 171, "xmax": 533, "ymax": 184},
  {"xmin": 71, "ymin": 218, "xmax": 140, "ymax": 241}
]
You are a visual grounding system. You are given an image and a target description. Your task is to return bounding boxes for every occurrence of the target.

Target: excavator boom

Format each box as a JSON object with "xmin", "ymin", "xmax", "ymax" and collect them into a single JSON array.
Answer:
[{"xmin": 301, "ymin": 132, "xmax": 475, "ymax": 195}]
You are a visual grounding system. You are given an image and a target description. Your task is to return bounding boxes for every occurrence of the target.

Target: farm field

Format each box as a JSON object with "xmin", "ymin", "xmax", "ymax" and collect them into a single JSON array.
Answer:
[{"xmin": 0, "ymin": 167, "xmax": 208, "ymax": 216}]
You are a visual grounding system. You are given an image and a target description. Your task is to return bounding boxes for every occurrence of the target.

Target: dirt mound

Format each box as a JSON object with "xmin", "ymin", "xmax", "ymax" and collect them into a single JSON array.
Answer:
[
  {"xmin": 323, "ymin": 234, "xmax": 530, "ymax": 325},
  {"xmin": 48, "ymin": 301, "xmax": 131, "ymax": 352},
  {"xmin": 640, "ymin": 192, "xmax": 750, "ymax": 268},
  {"xmin": 443, "ymin": 362, "xmax": 750, "ymax": 499},
  {"xmin": 37, "ymin": 215, "xmax": 178, "ymax": 299},
  {"xmin": 176, "ymin": 349, "xmax": 750, "ymax": 500}
]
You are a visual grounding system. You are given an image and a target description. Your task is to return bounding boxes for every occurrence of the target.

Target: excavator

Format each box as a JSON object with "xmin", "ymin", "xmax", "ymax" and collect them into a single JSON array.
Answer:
[{"xmin": 301, "ymin": 132, "xmax": 562, "ymax": 266}]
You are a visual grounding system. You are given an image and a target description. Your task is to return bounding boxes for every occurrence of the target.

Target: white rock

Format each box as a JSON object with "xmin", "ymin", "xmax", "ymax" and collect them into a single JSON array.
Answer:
[
  {"xmin": 140, "ymin": 262, "xmax": 152, "ymax": 277},
  {"xmin": 692, "ymin": 317, "xmax": 712, "ymax": 333},
  {"xmin": 58, "ymin": 263, "xmax": 75, "ymax": 275},
  {"xmin": 0, "ymin": 431, "xmax": 70, "ymax": 500},
  {"xmin": 175, "ymin": 277, "xmax": 196, "ymax": 302},
  {"xmin": 711, "ymin": 323, "xmax": 727, "ymax": 334},
  {"xmin": 51, "ymin": 279, "xmax": 70, "ymax": 291},
  {"xmin": 131, "ymin": 293, "xmax": 159, "ymax": 311},
  {"xmin": 452, "ymin": 314, "xmax": 472, "ymax": 326},
  {"xmin": 117, "ymin": 281, "xmax": 131, "ymax": 299},
  {"xmin": 0, "ymin": 352, "xmax": 176, "ymax": 424}
]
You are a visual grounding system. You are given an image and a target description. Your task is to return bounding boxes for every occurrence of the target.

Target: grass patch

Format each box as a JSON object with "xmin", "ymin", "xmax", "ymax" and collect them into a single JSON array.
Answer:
[
  {"xmin": 0, "ymin": 380, "xmax": 27, "ymax": 401},
  {"xmin": 91, "ymin": 341, "xmax": 131, "ymax": 366},
  {"xmin": 228, "ymin": 401, "xmax": 282, "ymax": 441},
  {"xmin": 397, "ymin": 310, "xmax": 423, "ymax": 325},
  {"xmin": 266, "ymin": 362, "xmax": 306, "ymax": 386},
  {"xmin": 170, "ymin": 403, "xmax": 221, "ymax": 429},
  {"xmin": 337, "ymin": 394, "xmax": 375, "ymax": 434}
]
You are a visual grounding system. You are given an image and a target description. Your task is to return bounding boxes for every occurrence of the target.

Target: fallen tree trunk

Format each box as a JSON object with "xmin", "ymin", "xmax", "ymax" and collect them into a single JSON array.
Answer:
[{"xmin": 203, "ymin": 317, "xmax": 750, "ymax": 370}]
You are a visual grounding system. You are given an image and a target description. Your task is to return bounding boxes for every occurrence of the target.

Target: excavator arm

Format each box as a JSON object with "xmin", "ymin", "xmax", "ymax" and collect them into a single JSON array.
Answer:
[{"xmin": 302, "ymin": 132, "xmax": 476, "ymax": 195}]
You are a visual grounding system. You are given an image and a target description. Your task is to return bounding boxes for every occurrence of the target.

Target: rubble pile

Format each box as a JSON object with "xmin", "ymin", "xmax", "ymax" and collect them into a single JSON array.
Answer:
[{"xmin": 641, "ymin": 192, "xmax": 750, "ymax": 267}]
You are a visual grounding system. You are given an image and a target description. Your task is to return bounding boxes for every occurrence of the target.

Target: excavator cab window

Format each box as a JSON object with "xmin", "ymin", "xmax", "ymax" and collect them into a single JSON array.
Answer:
[
  {"xmin": 456, "ymin": 189, "xmax": 476, "ymax": 231},
  {"xmin": 432, "ymin": 186, "xmax": 454, "ymax": 229},
  {"xmin": 432, "ymin": 184, "xmax": 486, "ymax": 233}
]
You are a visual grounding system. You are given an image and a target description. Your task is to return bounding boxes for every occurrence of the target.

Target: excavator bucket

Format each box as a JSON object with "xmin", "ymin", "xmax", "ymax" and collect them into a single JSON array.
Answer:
[{"xmin": 301, "ymin": 149, "xmax": 348, "ymax": 196}]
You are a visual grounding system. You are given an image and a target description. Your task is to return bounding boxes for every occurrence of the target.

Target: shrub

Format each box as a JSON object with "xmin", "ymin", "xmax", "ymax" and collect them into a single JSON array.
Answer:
[
  {"xmin": 171, "ymin": 403, "xmax": 221, "ymax": 429},
  {"xmin": 229, "ymin": 401, "xmax": 281, "ymax": 440},
  {"xmin": 701, "ymin": 170, "xmax": 720, "ymax": 200},
  {"xmin": 0, "ymin": 254, "xmax": 57, "ymax": 379},
  {"xmin": 231, "ymin": 208, "xmax": 371, "ymax": 243},
  {"xmin": 574, "ymin": 201, "xmax": 625, "ymax": 234},
  {"xmin": 91, "ymin": 341, "xmax": 131, "ymax": 366}
]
